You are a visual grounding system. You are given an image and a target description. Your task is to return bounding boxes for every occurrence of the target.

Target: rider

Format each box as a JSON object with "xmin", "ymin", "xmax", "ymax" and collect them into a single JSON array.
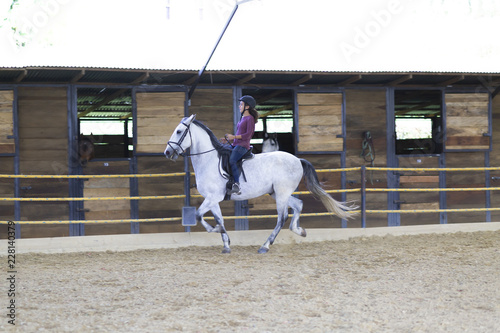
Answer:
[{"xmin": 226, "ymin": 95, "xmax": 259, "ymax": 195}]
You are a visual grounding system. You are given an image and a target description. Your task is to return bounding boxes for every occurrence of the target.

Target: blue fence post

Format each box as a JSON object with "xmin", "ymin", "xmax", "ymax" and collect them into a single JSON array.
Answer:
[{"xmin": 361, "ymin": 165, "xmax": 366, "ymax": 228}]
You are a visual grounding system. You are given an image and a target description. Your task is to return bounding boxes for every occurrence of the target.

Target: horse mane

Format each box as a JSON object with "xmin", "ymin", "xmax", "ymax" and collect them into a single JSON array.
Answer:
[{"xmin": 192, "ymin": 119, "xmax": 231, "ymax": 155}]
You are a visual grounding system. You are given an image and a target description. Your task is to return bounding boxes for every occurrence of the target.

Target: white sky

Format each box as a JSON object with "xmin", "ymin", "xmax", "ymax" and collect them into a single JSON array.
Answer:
[{"xmin": 1, "ymin": 0, "xmax": 499, "ymax": 72}]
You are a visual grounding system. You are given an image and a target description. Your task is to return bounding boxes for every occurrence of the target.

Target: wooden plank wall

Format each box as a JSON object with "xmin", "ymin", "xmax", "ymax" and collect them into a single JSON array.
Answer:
[
  {"xmin": 190, "ymin": 89, "xmax": 233, "ymax": 138},
  {"xmin": 398, "ymin": 156, "xmax": 440, "ymax": 225},
  {"xmin": 293, "ymin": 93, "xmax": 346, "ymax": 228},
  {"xmin": 137, "ymin": 155, "xmax": 186, "ymax": 233},
  {"xmin": 445, "ymin": 93, "xmax": 489, "ymax": 150},
  {"xmin": 83, "ymin": 161, "xmax": 131, "ymax": 235},
  {"xmin": 294, "ymin": 154, "xmax": 345, "ymax": 229},
  {"xmin": 136, "ymin": 90, "xmax": 186, "ymax": 232},
  {"xmin": 0, "ymin": 90, "xmax": 14, "ymax": 154},
  {"xmin": 297, "ymin": 93, "xmax": 343, "ymax": 152},
  {"xmin": 445, "ymin": 152, "xmax": 486, "ymax": 223},
  {"xmin": 136, "ymin": 89, "xmax": 235, "ymax": 233},
  {"xmin": 17, "ymin": 87, "xmax": 69, "ymax": 237},
  {"xmin": 136, "ymin": 91, "xmax": 185, "ymax": 154},
  {"xmin": 345, "ymin": 89, "xmax": 387, "ymax": 227},
  {"xmin": 189, "ymin": 89, "xmax": 235, "ymax": 230}
]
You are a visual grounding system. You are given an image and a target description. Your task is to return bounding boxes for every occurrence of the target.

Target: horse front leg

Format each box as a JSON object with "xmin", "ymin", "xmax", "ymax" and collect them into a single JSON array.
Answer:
[
  {"xmin": 196, "ymin": 199, "xmax": 219, "ymax": 233},
  {"xmin": 210, "ymin": 203, "xmax": 231, "ymax": 254},
  {"xmin": 196, "ymin": 199, "xmax": 231, "ymax": 253}
]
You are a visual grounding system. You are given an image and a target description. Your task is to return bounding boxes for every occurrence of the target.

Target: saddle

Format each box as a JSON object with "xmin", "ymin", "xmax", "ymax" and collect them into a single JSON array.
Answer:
[{"xmin": 218, "ymin": 144, "xmax": 254, "ymax": 200}]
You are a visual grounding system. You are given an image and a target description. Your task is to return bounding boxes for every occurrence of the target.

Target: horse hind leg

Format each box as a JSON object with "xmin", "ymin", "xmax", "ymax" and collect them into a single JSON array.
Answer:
[
  {"xmin": 269, "ymin": 193, "xmax": 306, "ymax": 237},
  {"xmin": 288, "ymin": 196, "xmax": 306, "ymax": 237},
  {"xmin": 258, "ymin": 197, "xmax": 289, "ymax": 254}
]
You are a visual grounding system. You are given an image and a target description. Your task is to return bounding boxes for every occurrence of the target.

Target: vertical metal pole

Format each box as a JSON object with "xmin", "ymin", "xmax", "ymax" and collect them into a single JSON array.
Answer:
[
  {"xmin": 485, "ymin": 151, "xmax": 491, "ymax": 222},
  {"xmin": 439, "ymin": 153, "xmax": 447, "ymax": 224},
  {"xmin": 361, "ymin": 165, "xmax": 366, "ymax": 228},
  {"xmin": 130, "ymin": 88, "xmax": 140, "ymax": 234},
  {"xmin": 439, "ymin": 90, "xmax": 447, "ymax": 224},
  {"xmin": 340, "ymin": 91, "xmax": 347, "ymax": 228},
  {"xmin": 13, "ymin": 87, "xmax": 21, "ymax": 238},
  {"xmin": 340, "ymin": 153, "xmax": 347, "ymax": 229},
  {"xmin": 68, "ymin": 85, "xmax": 83, "ymax": 236},
  {"xmin": 130, "ymin": 157, "xmax": 140, "ymax": 234},
  {"xmin": 233, "ymin": 86, "xmax": 249, "ymax": 230},
  {"xmin": 386, "ymin": 87, "xmax": 400, "ymax": 226},
  {"xmin": 184, "ymin": 91, "xmax": 192, "ymax": 232},
  {"xmin": 485, "ymin": 92, "xmax": 493, "ymax": 222}
]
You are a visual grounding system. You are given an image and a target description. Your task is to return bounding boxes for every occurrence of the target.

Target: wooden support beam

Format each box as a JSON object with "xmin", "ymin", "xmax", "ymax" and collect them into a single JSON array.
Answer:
[
  {"xmin": 259, "ymin": 104, "xmax": 293, "ymax": 118},
  {"xmin": 78, "ymin": 89, "xmax": 127, "ymax": 118},
  {"xmin": 492, "ymin": 85, "xmax": 500, "ymax": 99},
  {"xmin": 292, "ymin": 74, "xmax": 312, "ymax": 86},
  {"xmin": 389, "ymin": 74, "xmax": 412, "ymax": 86},
  {"xmin": 130, "ymin": 71, "xmax": 149, "ymax": 84},
  {"xmin": 396, "ymin": 102, "xmax": 438, "ymax": 116},
  {"xmin": 338, "ymin": 74, "xmax": 362, "ymax": 85},
  {"xmin": 183, "ymin": 75, "xmax": 198, "ymax": 85},
  {"xmin": 436, "ymin": 75, "xmax": 464, "ymax": 86},
  {"xmin": 70, "ymin": 70, "xmax": 85, "ymax": 83},
  {"xmin": 237, "ymin": 73, "xmax": 256, "ymax": 85},
  {"xmin": 256, "ymin": 90, "xmax": 287, "ymax": 105},
  {"xmin": 14, "ymin": 69, "xmax": 27, "ymax": 83}
]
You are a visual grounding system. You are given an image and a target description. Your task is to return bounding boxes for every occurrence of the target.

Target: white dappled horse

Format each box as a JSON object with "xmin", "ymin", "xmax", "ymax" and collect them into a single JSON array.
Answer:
[{"xmin": 164, "ymin": 115, "xmax": 356, "ymax": 253}]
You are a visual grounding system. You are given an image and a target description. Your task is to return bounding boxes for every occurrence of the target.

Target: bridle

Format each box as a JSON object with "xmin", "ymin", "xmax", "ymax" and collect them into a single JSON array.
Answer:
[{"xmin": 167, "ymin": 121, "xmax": 215, "ymax": 158}]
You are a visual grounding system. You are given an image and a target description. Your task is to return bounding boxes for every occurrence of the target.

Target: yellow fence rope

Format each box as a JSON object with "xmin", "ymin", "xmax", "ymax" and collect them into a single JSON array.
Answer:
[
  {"xmin": 0, "ymin": 173, "xmax": 186, "ymax": 179},
  {"xmin": 0, "ymin": 189, "xmax": 360, "ymax": 201},
  {"xmin": 367, "ymin": 166, "xmax": 500, "ymax": 172},
  {"xmin": 1, "ymin": 166, "xmax": 498, "ymax": 225},
  {"xmin": 367, "ymin": 207, "xmax": 500, "ymax": 214},
  {"xmin": 3, "ymin": 206, "xmax": 499, "ymax": 224},
  {"xmin": 1, "ymin": 166, "xmax": 499, "ymax": 180},
  {"xmin": 366, "ymin": 187, "xmax": 500, "ymax": 193},
  {"xmin": 0, "ymin": 211, "xmax": 364, "ymax": 224}
]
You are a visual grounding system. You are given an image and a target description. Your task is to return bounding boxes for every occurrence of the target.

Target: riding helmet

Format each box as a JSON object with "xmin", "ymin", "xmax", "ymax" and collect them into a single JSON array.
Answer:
[{"xmin": 239, "ymin": 95, "xmax": 257, "ymax": 109}]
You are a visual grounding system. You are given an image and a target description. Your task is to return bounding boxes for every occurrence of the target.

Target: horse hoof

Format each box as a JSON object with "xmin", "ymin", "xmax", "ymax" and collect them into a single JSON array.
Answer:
[
  {"xmin": 258, "ymin": 247, "xmax": 269, "ymax": 254},
  {"xmin": 301, "ymin": 228, "xmax": 307, "ymax": 237},
  {"xmin": 222, "ymin": 248, "xmax": 231, "ymax": 254}
]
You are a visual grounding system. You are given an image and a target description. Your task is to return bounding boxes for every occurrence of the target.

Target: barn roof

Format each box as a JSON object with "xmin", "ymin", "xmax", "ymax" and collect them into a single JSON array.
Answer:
[
  {"xmin": 1, "ymin": 66, "xmax": 500, "ymax": 87},
  {"xmin": 2, "ymin": 66, "xmax": 499, "ymax": 120}
]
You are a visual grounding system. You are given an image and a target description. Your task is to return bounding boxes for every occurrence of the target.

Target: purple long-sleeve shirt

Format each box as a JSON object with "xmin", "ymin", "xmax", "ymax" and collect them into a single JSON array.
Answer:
[{"xmin": 233, "ymin": 115, "xmax": 255, "ymax": 149}]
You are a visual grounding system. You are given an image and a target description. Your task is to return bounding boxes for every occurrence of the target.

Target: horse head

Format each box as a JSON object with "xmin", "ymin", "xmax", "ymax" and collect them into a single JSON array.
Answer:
[
  {"xmin": 164, "ymin": 114, "xmax": 196, "ymax": 161},
  {"xmin": 79, "ymin": 134, "xmax": 95, "ymax": 167},
  {"xmin": 262, "ymin": 132, "xmax": 279, "ymax": 153}
]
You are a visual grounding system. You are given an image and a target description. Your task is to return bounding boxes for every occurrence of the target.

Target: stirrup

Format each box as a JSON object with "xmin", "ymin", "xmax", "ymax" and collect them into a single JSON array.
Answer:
[{"xmin": 228, "ymin": 182, "xmax": 241, "ymax": 195}]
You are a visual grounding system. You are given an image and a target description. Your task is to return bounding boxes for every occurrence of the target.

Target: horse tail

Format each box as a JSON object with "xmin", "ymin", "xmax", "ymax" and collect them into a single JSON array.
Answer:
[{"xmin": 300, "ymin": 159, "xmax": 357, "ymax": 220}]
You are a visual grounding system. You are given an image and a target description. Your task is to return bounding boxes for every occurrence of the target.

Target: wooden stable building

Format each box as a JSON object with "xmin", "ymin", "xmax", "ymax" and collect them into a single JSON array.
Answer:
[{"xmin": 1, "ymin": 67, "xmax": 499, "ymax": 238}]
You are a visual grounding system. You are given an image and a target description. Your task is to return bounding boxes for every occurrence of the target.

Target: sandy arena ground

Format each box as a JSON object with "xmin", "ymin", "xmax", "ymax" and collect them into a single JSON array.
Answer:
[{"xmin": 1, "ymin": 230, "xmax": 499, "ymax": 332}]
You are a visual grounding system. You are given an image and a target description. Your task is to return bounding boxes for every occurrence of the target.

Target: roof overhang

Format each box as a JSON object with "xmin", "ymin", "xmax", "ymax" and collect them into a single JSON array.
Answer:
[{"xmin": 1, "ymin": 66, "xmax": 500, "ymax": 90}]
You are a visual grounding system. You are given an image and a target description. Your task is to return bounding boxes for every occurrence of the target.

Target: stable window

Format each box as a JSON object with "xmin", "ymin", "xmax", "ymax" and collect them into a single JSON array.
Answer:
[
  {"xmin": 395, "ymin": 90, "xmax": 442, "ymax": 155},
  {"xmin": 242, "ymin": 89, "xmax": 295, "ymax": 154},
  {"xmin": 77, "ymin": 88, "xmax": 133, "ymax": 159}
]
